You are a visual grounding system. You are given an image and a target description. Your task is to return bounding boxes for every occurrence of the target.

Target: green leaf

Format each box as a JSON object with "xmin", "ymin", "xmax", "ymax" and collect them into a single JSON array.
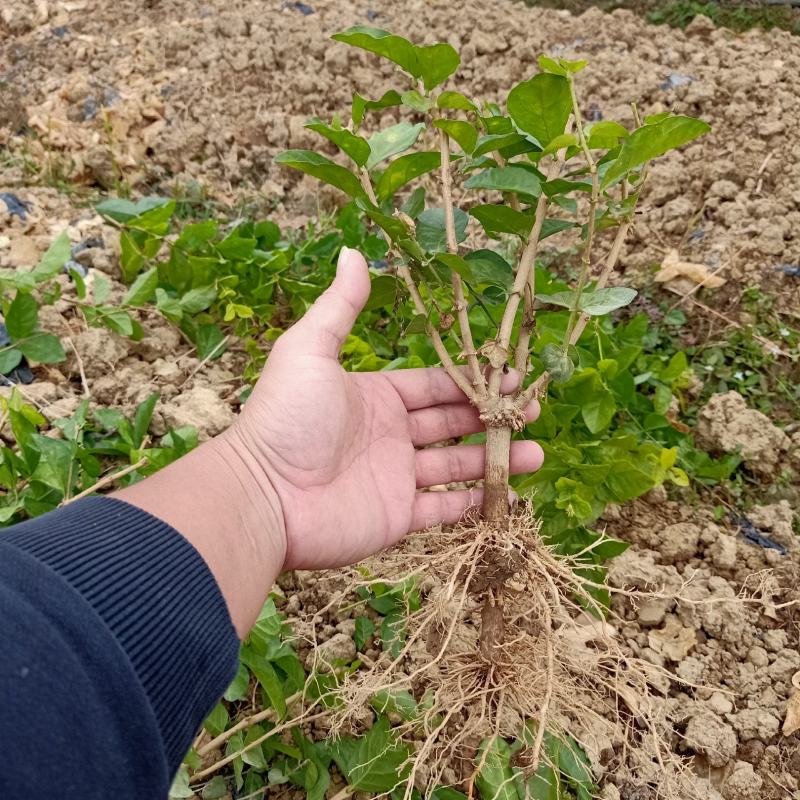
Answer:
[
  {"xmin": 6, "ymin": 292, "xmax": 39, "ymax": 340},
  {"xmin": 464, "ymin": 166, "xmax": 541, "ymax": 198},
  {"xmin": 274, "ymin": 150, "xmax": 366, "ymax": 199},
  {"xmin": 587, "ymin": 120, "xmax": 629, "ymax": 149},
  {"xmin": 29, "ymin": 434, "xmax": 74, "ymax": 494},
  {"xmin": 119, "ymin": 230, "xmax": 145, "ymax": 283},
  {"xmin": 416, "ymin": 207, "xmax": 468, "ymax": 252},
  {"xmin": 127, "ymin": 200, "xmax": 175, "ymax": 235},
  {"xmin": 464, "ymin": 249, "xmax": 513, "ymax": 289},
  {"xmin": 376, "ymin": 152, "xmax": 441, "ymax": 202},
  {"xmin": 365, "ymin": 274, "xmax": 401, "ymax": 311},
  {"xmin": 224, "ymin": 662, "xmax": 251, "ymax": 702},
  {"xmin": 541, "ymin": 343, "xmax": 575, "ymax": 383},
  {"xmin": 475, "ymin": 737, "xmax": 517, "ymax": 800},
  {"xmin": 579, "ymin": 287, "xmax": 637, "ymax": 315},
  {"xmin": 31, "ymin": 232, "xmax": 71, "ymax": 281},
  {"xmin": 179, "ymin": 286, "xmax": 217, "ymax": 315},
  {"xmin": 0, "ymin": 348, "xmax": 23, "ymax": 374},
  {"xmin": 542, "ymin": 132, "xmax": 578, "ymax": 155},
  {"xmin": 332, "ymin": 26, "xmax": 459, "ymax": 91},
  {"xmin": 331, "ymin": 717, "xmax": 411, "ymax": 792},
  {"xmin": 133, "ymin": 392, "xmax": 159, "ymax": 448},
  {"xmin": 470, "ymin": 204, "xmax": 533, "ymax": 238},
  {"xmin": 602, "ymin": 115, "xmax": 710, "ymax": 187},
  {"xmin": 437, "ymin": 91, "xmax": 478, "ymax": 111},
  {"xmin": 433, "ymin": 119, "xmax": 477, "ymax": 154},
  {"xmin": 507, "ymin": 73, "xmax": 572, "ymax": 146},
  {"xmin": 354, "ymin": 616, "xmax": 375, "ymax": 650},
  {"xmin": 401, "ymin": 90, "xmax": 433, "ymax": 113},
  {"xmin": 168, "ymin": 767, "xmax": 195, "ymax": 799},
  {"xmin": 201, "ymin": 776, "xmax": 228, "ymax": 800},
  {"xmin": 305, "ymin": 118, "xmax": 371, "ymax": 166},
  {"xmin": 400, "ymin": 186, "xmax": 426, "ymax": 219},
  {"xmin": 204, "ymin": 702, "xmax": 230, "ymax": 737},
  {"xmin": 352, "ymin": 90, "xmax": 402, "ymax": 127},
  {"xmin": 17, "ymin": 334, "xmax": 65, "ymax": 364},
  {"xmin": 582, "ymin": 387, "xmax": 616, "ymax": 433},
  {"xmin": 541, "ymin": 219, "xmax": 576, "ymax": 239},
  {"xmin": 370, "ymin": 688, "xmax": 417, "ymax": 721},
  {"xmin": 96, "ymin": 196, "xmax": 170, "ymax": 224},
  {"xmin": 435, "ymin": 253, "xmax": 474, "ymax": 282},
  {"xmin": 195, "ymin": 323, "xmax": 227, "ymax": 360},
  {"xmin": 243, "ymin": 655, "xmax": 287, "ymax": 719},
  {"xmin": 123, "ymin": 266, "xmax": 159, "ymax": 306},
  {"xmin": 366, "ymin": 122, "xmax": 425, "ymax": 170}
]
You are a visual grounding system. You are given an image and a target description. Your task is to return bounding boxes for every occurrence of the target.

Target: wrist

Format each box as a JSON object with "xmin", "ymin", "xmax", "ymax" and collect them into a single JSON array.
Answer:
[{"xmin": 115, "ymin": 433, "xmax": 287, "ymax": 638}]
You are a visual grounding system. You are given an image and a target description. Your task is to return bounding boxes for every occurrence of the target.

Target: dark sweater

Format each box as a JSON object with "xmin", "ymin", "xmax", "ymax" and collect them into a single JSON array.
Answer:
[{"xmin": 0, "ymin": 496, "xmax": 240, "ymax": 798}]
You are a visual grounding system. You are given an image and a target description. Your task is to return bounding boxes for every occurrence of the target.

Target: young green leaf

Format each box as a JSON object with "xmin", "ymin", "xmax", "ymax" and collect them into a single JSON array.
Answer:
[
  {"xmin": 365, "ymin": 275, "xmax": 401, "ymax": 311},
  {"xmin": 416, "ymin": 207, "xmax": 468, "ymax": 252},
  {"xmin": 376, "ymin": 152, "xmax": 441, "ymax": 202},
  {"xmin": 370, "ymin": 688, "xmax": 418, "ymax": 721},
  {"xmin": 437, "ymin": 91, "xmax": 478, "ymax": 111},
  {"xmin": 305, "ymin": 118, "xmax": 371, "ymax": 167},
  {"xmin": 470, "ymin": 204, "xmax": 533, "ymax": 238},
  {"xmin": 433, "ymin": 119, "xmax": 478, "ymax": 154},
  {"xmin": 507, "ymin": 73, "xmax": 572, "ymax": 147},
  {"xmin": 332, "ymin": 26, "xmax": 459, "ymax": 91},
  {"xmin": 541, "ymin": 342, "xmax": 575, "ymax": 383},
  {"xmin": 123, "ymin": 266, "xmax": 159, "ymax": 306},
  {"xmin": 179, "ymin": 286, "xmax": 217, "ymax": 315},
  {"xmin": 464, "ymin": 249, "xmax": 514, "ymax": 289},
  {"xmin": 274, "ymin": 150, "xmax": 367, "ymax": 200},
  {"xmin": 366, "ymin": 122, "xmax": 425, "ymax": 170},
  {"xmin": 578, "ymin": 287, "xmax": 638, "ymax": 315},
  {"xmin": 602, "ymin": 115, "xmax": 710, "ymax": 187},
  {"xmin": 401, "ymin": 90, "xmax": 434, "ymax": 113},
  {"xmin": 330, "ymin": 717, "xmax": 411, "ymax": 792},
  {"xmin": 0, "ymin": 348, "xmax": 23, "ymax": 374},
  {"xmin": 31, "ymin": 231, "xmax": 71, "ymax": 281},
  {"xmin": 464, "ymin": 166, "xmax": 541, "ymax": 198},
  {"xmin": 352, "ymin": 90, "xmax": 402, "ymax": 128},
  {"xmin": 586, "ymin": 120, "xmax": 629, "ymax": 149},
  {"xmin": 5, "ymin": 292, "xmax": 39, "ymax": 340},
  {"xmin": 435, "ymin": 253, "xmax": 474, "ymax": 282},
  {"xmin": 17, "ymin": 333, "xmax": 65, "ymax": 364},
  {"xmin": 353, "ymin": 616, "xmax": 375, "ymax": 650},
  {"xmin": 475, "ymin": 737, "xmax": 517, "ymax": 800}
]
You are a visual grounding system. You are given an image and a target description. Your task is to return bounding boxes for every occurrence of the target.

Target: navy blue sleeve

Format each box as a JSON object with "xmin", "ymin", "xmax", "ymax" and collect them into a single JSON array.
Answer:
[{"xmin": 0, "ymin": 496, "xmax": 240, "ymax": 799}]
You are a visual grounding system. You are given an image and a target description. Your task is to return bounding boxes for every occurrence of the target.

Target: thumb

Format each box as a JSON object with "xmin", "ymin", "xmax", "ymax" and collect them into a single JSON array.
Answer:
[{"xmin": 288, "ymin": 246, "xmax": 371, "ymax": 358}]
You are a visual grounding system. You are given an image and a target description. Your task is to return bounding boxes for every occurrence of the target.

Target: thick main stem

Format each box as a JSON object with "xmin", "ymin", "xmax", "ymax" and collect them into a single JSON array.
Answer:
[{"xmin": 482, "ymin": 425, "xmax": 513, "ymax": 525}]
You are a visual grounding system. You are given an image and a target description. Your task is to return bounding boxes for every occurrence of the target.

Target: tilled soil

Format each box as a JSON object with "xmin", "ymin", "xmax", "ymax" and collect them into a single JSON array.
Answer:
[{"xmin": 2, "ymin": 1, "xmax": 800, "ymax": 798}]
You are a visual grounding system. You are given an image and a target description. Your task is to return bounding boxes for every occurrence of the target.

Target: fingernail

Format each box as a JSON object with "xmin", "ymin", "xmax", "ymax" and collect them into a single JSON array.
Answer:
[{"xmin": 338, "ymin": 245, "xmax": 352, "ymax": 265}]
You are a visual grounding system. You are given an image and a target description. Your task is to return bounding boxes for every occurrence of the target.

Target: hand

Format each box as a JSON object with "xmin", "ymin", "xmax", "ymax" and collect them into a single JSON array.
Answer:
[{"xmin": 224, "ymin": 247, "xmax": 543, "ymax": 570}]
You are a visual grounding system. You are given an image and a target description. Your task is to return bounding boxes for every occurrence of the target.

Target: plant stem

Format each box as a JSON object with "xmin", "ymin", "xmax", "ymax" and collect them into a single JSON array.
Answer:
[
  {"xmin": 563, "ymin": 74, "xmax": 598, "ymax": 348},
  {"xmin": 358, "ymin": 168, "xmax": 477, "ymax": 402},
  {"xmin": 439, "ymin": 129, "xmax": 486, "ymax": 398},
  {"xmin": 482, "ymin": 426, "xmax": 512, "ymax": 524}
]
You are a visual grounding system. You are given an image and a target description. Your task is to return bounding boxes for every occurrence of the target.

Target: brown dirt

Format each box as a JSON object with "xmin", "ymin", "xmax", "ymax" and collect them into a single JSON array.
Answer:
[{"xmin": 3, "ymin": 1, "xmax": 800, "ymax": 797}]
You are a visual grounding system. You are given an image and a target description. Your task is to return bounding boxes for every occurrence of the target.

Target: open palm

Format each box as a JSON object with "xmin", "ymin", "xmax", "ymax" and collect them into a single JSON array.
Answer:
[{"xmin": 233, "ymin": 248, "xmax": 543, "ymax": 570}]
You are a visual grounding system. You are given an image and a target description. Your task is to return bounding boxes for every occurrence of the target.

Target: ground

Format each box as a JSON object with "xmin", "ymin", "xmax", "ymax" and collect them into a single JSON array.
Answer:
[{"xmin": 2, "ymin": 1, "xmax": 800, "ymax": 798}]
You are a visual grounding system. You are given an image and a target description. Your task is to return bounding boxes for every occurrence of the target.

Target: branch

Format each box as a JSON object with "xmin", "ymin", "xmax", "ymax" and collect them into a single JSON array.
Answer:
[
  {"xmin": 60, "ymin": 457, "xmax": 149, "ymax": 506},
  {"xmin": 439, "ymin": 129, "xmax": 486, "ymax": 398},
  {"xmin": 359, "ymin": 168, "xmax": 478, "ymax": 402},
  {"xmin": 563, "ymin": 74, "xmax": 598, "ymax": 347},
  {"xmin": 489, "ymin": 123, "xmax": 573, "ymax": 397}
]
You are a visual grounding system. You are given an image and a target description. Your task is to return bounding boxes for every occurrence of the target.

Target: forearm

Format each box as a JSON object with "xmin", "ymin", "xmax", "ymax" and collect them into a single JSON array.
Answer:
[{"xmin": 115, "ymin": 431, "xmax": 287, "ymax": 638}]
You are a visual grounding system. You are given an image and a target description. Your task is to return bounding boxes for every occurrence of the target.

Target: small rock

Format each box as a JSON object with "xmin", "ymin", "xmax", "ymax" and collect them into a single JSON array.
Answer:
[
  {"xmin": 746, "ymin": 646, "xmax": 769, "ymax": 668},
  {"xmin": 708, "ymin": 180, "xmax": 739, "ymax": 201},
  {"xmin": 710, "ymin": 535, "xmax": 737, "ymax": 570},
  {"xmin": 68, "ymin": 327, "xmax": 131, "ymax": 379},
  {"xmin": 696, "ymin": 392, "xmax": 790, "ymax": 477},
  {"xmin": 722, "ymin": 761, "xmax": 762, "ymax": 800},
  {"xmin": 313, "ymin": 632, "xmax": 356, "ymax": 671},
  {"xmin": 161, "ymin": 386, "xmax": 235, "ymax": 439},
  {"xmin": 708, "ymin": 692, "xmax": 734, "ymax": 716},
  {"xmin": 637, "ymin": 599, "xmax": 669, "ymax": 627},
  {"xmin": 728, "ymin": 708, "xmax": 780, "ymax": 743},
  {"xmin": 685, "ymin": 711, "xmax": 738, "ymax": 767},
  {"xmin": 659, "ymin": 522, "xmax": 701, "ymax": 562}
]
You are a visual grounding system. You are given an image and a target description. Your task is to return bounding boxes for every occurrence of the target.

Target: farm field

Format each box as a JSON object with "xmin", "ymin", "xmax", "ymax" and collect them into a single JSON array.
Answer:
[{"xmin": 2, "ymin": 1, "xmax": 800, "ymax": 799}]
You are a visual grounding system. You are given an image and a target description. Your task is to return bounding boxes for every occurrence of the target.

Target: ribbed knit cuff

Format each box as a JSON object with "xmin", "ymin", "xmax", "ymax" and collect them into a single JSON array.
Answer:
[{"xmin": 3, "ymin": 496, "xmax": 240, "ymax": 768}]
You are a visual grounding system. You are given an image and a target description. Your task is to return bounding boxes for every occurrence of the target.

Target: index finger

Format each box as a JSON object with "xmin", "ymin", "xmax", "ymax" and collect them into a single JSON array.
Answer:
[{"xmin": 381, "ymin": 366, "xmax": 522, "ymax": 411}]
